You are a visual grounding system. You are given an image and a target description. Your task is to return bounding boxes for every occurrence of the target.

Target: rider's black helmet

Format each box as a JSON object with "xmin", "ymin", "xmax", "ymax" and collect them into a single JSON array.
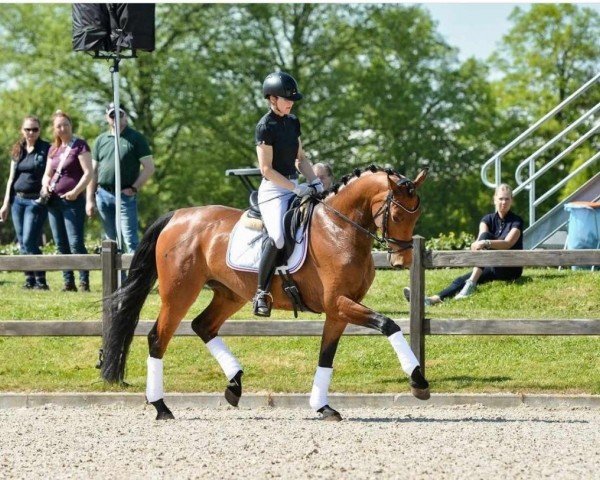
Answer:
[{"xmin": 262, "ymin": 72, "xmax": 303, "ymax": 101}]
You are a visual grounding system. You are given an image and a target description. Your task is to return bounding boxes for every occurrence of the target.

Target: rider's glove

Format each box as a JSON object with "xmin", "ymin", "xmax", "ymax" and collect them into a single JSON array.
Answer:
[
  {"xmin": 311, "ymin": 181, "xmax": 324, "ymax": 193},
  {"xmin": 293, "ymin": 184, "xmax": 317, "ymax": 197}
]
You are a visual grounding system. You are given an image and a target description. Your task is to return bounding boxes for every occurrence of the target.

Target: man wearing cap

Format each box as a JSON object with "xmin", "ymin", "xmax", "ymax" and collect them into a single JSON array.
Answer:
[{"xmin": 86, "ymin": 103, "xmax": 155, "ymax": 253}]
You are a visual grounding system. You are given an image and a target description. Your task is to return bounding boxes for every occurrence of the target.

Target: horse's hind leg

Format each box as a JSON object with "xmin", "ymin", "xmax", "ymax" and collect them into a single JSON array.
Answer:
[
  {"xmin": 147, "ymin": 280, "xmax": 205, "ymax": 420},
  {"xmin": 190, "ymin": 282, "xmax": 247, "ymax": 407},
  {"xmin": 310, "ymin": 316, "xmax": 347, "ymax": 421}
]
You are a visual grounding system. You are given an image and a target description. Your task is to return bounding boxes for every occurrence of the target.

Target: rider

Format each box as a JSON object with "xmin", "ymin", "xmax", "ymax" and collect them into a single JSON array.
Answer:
[{"xmin": 253, "ymin": 71, "xmax": 324, "ymax": 317}]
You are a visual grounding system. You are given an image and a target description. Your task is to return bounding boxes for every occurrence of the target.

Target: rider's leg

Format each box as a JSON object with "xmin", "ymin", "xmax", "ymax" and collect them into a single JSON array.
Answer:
[
  {"xmin": 253, "ymin": 237, "xmax": 280, "ymax": 316},
  {"xmin": 254, "ymin": 179, "xmax": 293, "ymax": 317}
]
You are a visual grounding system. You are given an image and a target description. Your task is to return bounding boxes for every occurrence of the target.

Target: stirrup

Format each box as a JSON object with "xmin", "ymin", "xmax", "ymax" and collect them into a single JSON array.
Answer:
[{"xmin": 253, "ymin": 290, "xmax": 273, "ymax": 317}]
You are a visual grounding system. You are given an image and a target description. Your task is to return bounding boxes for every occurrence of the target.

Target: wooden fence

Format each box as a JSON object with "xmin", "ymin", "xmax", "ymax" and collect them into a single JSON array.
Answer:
[{"xmin": 0, "ymin": 238, "xmax": 598, "ymax": 374}]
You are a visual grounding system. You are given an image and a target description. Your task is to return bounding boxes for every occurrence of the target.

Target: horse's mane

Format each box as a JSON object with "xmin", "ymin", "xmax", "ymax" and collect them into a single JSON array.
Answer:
[{"xmin": 316, "ymin": 164, "xmax": 405, "ymax": 200}]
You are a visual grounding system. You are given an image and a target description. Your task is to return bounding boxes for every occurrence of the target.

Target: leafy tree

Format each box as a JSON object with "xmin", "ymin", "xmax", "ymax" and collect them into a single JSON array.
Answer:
[{"xmin": 0, "ymin": 3, "xmax": 505, "ymax": 244}]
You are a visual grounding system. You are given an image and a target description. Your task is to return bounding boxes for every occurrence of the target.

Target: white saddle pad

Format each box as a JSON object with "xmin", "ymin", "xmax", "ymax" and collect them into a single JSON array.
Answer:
[{"xmin": 226, "ymin": 217, "xmax": 309, "ymax": 274}]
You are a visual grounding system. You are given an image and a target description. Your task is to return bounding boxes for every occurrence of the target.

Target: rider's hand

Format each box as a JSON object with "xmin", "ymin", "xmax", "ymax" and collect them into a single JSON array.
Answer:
[
  {"xmin": 293, "ymin": 184, "xmax": 316, "ymax": 197},
  {"xmin": 311, "ymin": 181, "xmax": 324, "ymax": 193}
]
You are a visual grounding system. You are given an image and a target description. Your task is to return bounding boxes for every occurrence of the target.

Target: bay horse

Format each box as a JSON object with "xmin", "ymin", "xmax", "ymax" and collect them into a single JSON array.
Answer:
[{"xmin": 101, "ymin": 165, "xmax": 430, "ymax": 420}]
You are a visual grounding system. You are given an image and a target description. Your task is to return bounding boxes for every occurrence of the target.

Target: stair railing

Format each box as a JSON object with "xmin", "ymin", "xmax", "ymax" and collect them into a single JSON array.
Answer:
[
  {"xmin": 480, "ymin": 72, "xmax": 600, "ymax": 227},
  {"xmin": 514, "ymin": 107, "xmax": 600, "ymax": 224}
]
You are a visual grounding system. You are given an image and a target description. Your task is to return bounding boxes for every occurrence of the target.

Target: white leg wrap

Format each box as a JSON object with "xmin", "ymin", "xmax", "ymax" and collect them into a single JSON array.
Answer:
[
  {"xmin": 388, "ymin": 331, "xmax": 420, "ymax": 376},
  {"xmin": 205, "ymin": 337, "xmax": 242, "ymax": 380},
  {"xmin": 309, "ymin": 366, "xmax": 333, "ymax": 411},
  {"xmin": 146, "ymin": 356, "xmax": 164, "ymax": 403}
]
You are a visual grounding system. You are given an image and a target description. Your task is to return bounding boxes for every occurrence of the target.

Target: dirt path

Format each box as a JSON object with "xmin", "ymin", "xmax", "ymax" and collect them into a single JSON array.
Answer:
[{"xmin": 1, "ymin": 404, "xmax": 598, "ymax": 479}]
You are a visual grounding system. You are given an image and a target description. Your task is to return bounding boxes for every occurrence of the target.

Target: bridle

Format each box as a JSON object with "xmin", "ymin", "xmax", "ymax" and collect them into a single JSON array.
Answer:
[
  {"xmin": 316, "ymin": 176, "xmax": 420, "ymax": 253},
  {"xmin": 372, "ymin": 178, "xmax": 420, "ymax": 252}
]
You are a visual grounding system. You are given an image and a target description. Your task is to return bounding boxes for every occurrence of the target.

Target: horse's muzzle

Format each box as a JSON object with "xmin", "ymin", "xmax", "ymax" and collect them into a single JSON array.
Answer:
[{"xmin": 388, "ymin": 250, "xmax": 412, "ymax": 269}]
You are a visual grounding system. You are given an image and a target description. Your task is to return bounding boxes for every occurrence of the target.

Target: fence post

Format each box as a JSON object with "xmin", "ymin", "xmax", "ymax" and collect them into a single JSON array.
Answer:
[
  {"xmin": 409, "ymin": 235, "xmax": 426, "ymax": 374},
  {"xmin": 100, "ymin": 240, "xmax": 118, "ymax": 361}
]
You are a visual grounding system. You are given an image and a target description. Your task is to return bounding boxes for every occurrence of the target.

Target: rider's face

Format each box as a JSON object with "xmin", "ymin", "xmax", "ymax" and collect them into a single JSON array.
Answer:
[{"xmin": 272, "ymin": 96, "xmax": 294, "ymax": 115}]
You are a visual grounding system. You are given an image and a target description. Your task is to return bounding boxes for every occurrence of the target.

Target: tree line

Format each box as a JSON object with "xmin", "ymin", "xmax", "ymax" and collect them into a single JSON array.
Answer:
[{"xmin": 0, "ymin": 3, "xmax": 597, "ymax": 244}]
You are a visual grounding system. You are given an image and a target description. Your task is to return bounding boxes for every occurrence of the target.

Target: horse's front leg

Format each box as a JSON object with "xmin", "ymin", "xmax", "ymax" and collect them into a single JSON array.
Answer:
[
  {"xmin": 310, "ymin": 317, "xmax": 347, "ymax": 421},
  {"xmin": 335, "ymin": 295, "xmax": 430, "ymax": 400}
]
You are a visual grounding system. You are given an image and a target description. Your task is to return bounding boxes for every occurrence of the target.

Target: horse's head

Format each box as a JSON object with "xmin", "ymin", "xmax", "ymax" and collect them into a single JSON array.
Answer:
[{"xmin": 372, "ymin": 169, "xmax": 428, "ymax": 268}]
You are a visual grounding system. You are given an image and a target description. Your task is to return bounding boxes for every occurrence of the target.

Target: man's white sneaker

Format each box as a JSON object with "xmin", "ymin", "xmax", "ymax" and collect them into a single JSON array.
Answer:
[{"xmin": 455, "ymin": 280, "xmax": 476, "ymax": 299}]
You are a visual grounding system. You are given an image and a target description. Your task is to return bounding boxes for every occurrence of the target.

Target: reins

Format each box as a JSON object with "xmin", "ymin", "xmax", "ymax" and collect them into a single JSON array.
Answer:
[{"xmin": 313, "ymin": 175, "xmax": 420, "ymax": 253}]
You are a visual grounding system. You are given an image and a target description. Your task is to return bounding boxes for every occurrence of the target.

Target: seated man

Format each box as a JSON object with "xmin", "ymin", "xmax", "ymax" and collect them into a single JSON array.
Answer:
[
  {"xmin": 312, "ymin": 162, "xmax": 334, "ymax": 190},
  {"xmin": 404, "ymin": 183, "xmax": 524, "ymax": 305}
]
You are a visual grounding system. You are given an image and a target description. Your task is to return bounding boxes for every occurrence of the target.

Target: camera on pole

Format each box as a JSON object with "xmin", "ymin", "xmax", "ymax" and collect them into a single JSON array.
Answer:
[
  {"xmin": 72, "ymin": 4, "xmax": 156, "ymax": 367},
  {"xmin": 72, "ymin": 4, "xmax": 155, "ymax": 55},
  {"xmin": 72, "ymin": 4, "xmax": 155, "ymax": 326}
]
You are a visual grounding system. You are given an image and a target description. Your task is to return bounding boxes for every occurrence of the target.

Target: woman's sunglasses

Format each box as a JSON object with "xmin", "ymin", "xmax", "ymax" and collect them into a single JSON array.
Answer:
[
  {"xmin": 23, "ymin": 128, "xmax": 40, "ymax": 133},
  {"xmin": 109, "ymin": 111, "xmax": 125, "ymax": 119}
]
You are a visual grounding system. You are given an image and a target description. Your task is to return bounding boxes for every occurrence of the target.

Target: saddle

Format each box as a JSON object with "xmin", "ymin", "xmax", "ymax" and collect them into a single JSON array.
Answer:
[
  {"xmin": 245, "ymin": 191, "xmax": 315, "ymax": 262},
  {"xmin": 244, "ymin": 191, "xmax": 318, "ymax": 317}
]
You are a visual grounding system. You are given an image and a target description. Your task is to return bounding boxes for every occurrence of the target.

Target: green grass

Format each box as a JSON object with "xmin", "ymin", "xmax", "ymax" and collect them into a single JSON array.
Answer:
[{"xmin": 0, "ymin": 269, "xmax": 598, "ymax": 394}]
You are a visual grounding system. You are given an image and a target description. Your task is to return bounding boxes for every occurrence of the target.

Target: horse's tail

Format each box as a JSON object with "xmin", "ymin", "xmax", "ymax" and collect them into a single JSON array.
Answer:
[{"xmin": 101, "ymin": 211, "xmax": 176, "ymax": 383}]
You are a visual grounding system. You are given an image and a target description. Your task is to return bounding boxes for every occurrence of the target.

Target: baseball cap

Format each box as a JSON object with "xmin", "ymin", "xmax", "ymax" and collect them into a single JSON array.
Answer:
[{"xmin": 105, "ymin": 102, "xmax": 127, "ymax": 116}]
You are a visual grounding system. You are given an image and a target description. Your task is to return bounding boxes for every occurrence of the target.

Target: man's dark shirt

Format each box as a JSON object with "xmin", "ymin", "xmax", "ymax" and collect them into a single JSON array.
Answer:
[{"xmin": 255, "ymin": 110, "xmax": 301, "ymax": 177}]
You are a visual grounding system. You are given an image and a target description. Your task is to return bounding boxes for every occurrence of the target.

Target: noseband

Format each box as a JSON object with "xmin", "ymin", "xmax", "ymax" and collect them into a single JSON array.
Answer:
[
  {"xmin": 314, "ymin": 174, "xmax": 420, "ymax": 253},
  {"xmin": 372, "ymin": 178, "xmax": 420, "ymax": 253}
]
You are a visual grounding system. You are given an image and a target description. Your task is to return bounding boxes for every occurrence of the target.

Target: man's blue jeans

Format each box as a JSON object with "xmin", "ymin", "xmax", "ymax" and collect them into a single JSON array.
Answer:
[
  {"xmin": 11, "ymin": 195, "xmax": 48, "ymax": 285},
  {"xmin": 47, "ymin": 195, "xmax": 89, "ymax": 285},
  {"xmin": 96, "ymin": 187, "xmax": 139, "ymax": 253}
]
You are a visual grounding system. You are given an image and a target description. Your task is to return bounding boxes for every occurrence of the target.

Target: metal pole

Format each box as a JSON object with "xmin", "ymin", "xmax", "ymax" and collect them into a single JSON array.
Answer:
[{"xmin": 110, "ymin": 57, "xmax": 123, "ymax": 286}]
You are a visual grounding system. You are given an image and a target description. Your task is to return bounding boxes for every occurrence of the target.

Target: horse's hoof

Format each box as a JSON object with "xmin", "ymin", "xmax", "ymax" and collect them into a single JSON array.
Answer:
[
  {"xmin": 411, "ymin": 386, "xmax": 431, "ymax": 400},
  {"xmin": 224, "ymin": 388, "xmax": 240, "ymax": 407},
  {"xmin": 224, "ymin": 370, "xmax": 243, "ymax": 407},
  {"xmin": 317, "ymin": 405, "xmax": 343, "ymax": 422},
  {"xmin": 151, "ymin": 398, "xmax": 174, "ymax": 420},
  {"xmin": 409, "ymin": 366, "xmax": 430, "ymax": 400},
  {"xmin": 156, "ymin": 410, "xmax": 175, "ymax": 420}
]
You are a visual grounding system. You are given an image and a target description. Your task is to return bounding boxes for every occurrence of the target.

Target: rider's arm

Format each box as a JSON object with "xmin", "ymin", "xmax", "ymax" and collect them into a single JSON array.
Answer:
[
  {"xmin": 256, "ymin": 143, "xmax": 296, "ymax": 190},
  {"xmin": 295, "ymin": 139, "xmax": 319, "ymax": 184}
]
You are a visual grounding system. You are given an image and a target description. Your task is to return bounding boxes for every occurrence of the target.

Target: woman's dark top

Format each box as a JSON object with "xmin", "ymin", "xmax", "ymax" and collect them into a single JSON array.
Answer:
[
  {"xmin": 12, "ymin": 139, "xmax": 50, "ymax": 194},
  {"xmin": 255, "ymin": 110, "xmax": 301, "ymax": 177},
  {"xmin": 481, "ymin": 211, "xmax": 524, "ymax": 250},
  {"xmin": 482, "ymin": 210, "xmax": 524, "ymax": 277}
]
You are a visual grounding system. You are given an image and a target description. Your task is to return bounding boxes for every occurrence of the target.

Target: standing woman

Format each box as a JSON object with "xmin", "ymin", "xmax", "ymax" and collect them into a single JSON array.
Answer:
[
  {"xmin": 42, "ymin": 110, "xmax": 93, "ymax": 292},
  {"xmin": 0, "ymin": 116, "xmax": 51, "ymax": 289},
  {"xmin": 253, "ymin": 72, "xmax": 324, "ymax": 316}
]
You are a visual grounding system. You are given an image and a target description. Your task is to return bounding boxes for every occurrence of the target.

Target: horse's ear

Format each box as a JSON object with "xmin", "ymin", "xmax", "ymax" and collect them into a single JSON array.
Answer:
[{"xmin": 413, "ymin": 168, "xmax": 428, "ymax": 189}]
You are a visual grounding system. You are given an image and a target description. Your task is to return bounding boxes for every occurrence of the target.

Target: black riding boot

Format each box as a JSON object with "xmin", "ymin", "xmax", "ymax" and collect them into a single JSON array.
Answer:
[{"xmin": 253, "ymin": 238, "xmax": 280, "ymax": 317}]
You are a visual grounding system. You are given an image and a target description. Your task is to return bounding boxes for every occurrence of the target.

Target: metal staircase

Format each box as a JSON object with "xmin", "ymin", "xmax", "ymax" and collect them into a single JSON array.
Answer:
[{"xmin": 481, "ymin": 72, "xmax": 600, "ymax": 250}]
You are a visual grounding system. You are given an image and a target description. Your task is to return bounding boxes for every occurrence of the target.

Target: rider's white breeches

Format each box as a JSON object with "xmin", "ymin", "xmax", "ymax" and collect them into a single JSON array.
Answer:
[{"xmin": 257, "ymin": 178, "xmax": 297, "ymax": 249}]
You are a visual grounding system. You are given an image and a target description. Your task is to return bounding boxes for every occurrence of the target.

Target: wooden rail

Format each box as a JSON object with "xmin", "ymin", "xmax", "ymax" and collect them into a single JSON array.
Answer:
[
  {"xmin": 0, "ymin": 239, "xmax": 598, "ymax": 378},
  {"xmin": 1, "ymin": 319, "xmax": 597, "ymax": 336},
  {"xmin": 409, "ymin": 236, "xmax": 600, "ymax": 373}
]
